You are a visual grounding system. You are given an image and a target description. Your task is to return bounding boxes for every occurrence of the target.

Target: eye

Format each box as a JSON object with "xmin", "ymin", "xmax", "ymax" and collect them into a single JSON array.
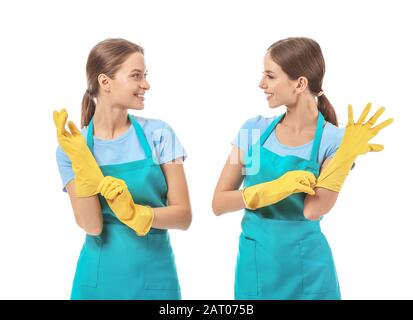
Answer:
[
  {"xmin": 262, "ymin": 72, "xmax": 274, "ymax": 80},
  {"xmin": 131, "ymin": 73, "xmax": 148, "ymax": 80}
]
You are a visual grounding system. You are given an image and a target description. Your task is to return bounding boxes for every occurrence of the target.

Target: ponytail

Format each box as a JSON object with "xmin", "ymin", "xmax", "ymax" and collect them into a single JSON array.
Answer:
[
  {"xmin": 317, "ymin": 94, "xmax": 338, "ymax": 126},
  {"xmin": 81, "ymin": 89, "xmax": 96, "ymax": 128}
]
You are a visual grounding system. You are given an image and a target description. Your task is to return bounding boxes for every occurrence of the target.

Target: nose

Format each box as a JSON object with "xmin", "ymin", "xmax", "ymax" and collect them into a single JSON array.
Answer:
[
  {"xmin": 259, "ymin": 76, "xmax": 267, "ymax": 89},
  {"xmin": 140, "ymin": 78, "xmax": 150, "ymax": 90}
]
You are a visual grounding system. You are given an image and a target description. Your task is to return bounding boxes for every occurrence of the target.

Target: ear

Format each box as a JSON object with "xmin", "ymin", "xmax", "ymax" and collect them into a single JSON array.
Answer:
[
  {"xmin": 295, "ymin": 76, "xmax": 308, "ymax": 94},
  {"xmin": 98, "ymin": 73, "xmax": 111, "ymax": 92}
]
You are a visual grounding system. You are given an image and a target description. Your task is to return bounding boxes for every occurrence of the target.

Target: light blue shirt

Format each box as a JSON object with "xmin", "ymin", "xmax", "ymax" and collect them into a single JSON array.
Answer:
[
  {"xmin": 231, "ymin": 115, "xmax": 347, "ymax": 165},
  {"xmin": 56, "ymin": 115, "xmax": 187, "ymax": 192}
]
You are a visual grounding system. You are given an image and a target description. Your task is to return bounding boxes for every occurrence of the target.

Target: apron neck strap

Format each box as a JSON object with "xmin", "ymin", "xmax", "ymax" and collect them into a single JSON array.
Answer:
[
  {"xmin": 259, "ymin": 113, "xmax": 285, "ymax": 146},
  {"xmin": 309, "ymin": 112, "xmax": 325, "ymax": 163},
  {"xmin": 86, "ymin": 120, "xmax": 94, "ymax": 152},
  {"xmin": 86, "ymin": 114, "xmax": 153, "ymax": 159},
  {"xmin": 129, "ymin": 115, "xmax": 152, "ymax": 159}
]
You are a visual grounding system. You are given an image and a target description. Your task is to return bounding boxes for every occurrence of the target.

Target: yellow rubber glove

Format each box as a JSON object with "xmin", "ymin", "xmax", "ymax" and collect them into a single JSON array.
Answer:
[
  {"xmin": 316, "ymin": 103, "xmax": 394, "ymax": 192},
  {"xmin": 242, "ymin": 170, "xmax": 317, "ymax": 210},
  {"xmin": 97, "ymin": 176, "xmax": 154, "ymax": 236},
  {"xmin": 53, "ymin": 108, "xmax": 104, "ymax": 197}
]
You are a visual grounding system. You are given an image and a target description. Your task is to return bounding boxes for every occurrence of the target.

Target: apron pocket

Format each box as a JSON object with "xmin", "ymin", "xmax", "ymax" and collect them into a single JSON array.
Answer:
[
  {"xmin": 235, "ymin": 235, "xmax": 259, "ymax": 297},
  {"xmin": 77, "ymin": 235, "xmax": 102, "ymax": 288},
  {"xmin": 299, "ymin": 234, "xmax": 338, "ymax": 295},
  {"xmin": 144, "ymin": 233, "xmax": 180, "ymax": 291}
]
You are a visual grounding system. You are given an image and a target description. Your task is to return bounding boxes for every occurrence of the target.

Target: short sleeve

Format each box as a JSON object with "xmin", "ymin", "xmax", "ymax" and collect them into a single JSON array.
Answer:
[
  {"xmin": 152, "ymin": 121, "xmax": 187, "ymax": 164},
  {"xmin": 324, "ymin": 127, "xmax": 344, "ymax": 160},
  {"xmin": 56, "ymin": 146, "xmax": 74, "ymax": 192},
  {"xmin": 324, "ymin": 126, "xmax": 355, "ymax": 170},
  {"xmin": 231, "ymin": 116, "xmax": 267, "ymax": 153}
]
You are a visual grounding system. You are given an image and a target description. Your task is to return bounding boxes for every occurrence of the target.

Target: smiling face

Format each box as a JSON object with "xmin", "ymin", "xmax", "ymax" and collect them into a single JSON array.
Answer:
[
  {"xmin": 259, "ymin": 52, "xmax": 300, "ymax": 108},
  {"xmin": 105, "ymin": 52, "xmax": 150, "ymax": 110}
]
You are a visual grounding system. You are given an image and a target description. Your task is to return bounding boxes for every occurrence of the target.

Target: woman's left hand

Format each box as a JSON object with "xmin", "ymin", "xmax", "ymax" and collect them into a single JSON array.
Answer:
[
  {"xmin": 339, "ymin": 102, "xmax": 393, "ymax": 157},
  {"xmin": 97, "ymin": 176, "xmax": 154, "ymax": 236},
  {"xmin": 315, "ymin": 103, "xmax": 393, "ymax": 193}
]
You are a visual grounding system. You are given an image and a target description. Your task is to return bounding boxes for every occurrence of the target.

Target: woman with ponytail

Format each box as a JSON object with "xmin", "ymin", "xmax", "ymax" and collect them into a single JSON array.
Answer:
[
  {"xmin": 54, "ymin": 38, "xmax": 191, "ymax": 299},
  {"xmin": 212, "ymin": 37, "xmax": 392, "ymax": 299}
]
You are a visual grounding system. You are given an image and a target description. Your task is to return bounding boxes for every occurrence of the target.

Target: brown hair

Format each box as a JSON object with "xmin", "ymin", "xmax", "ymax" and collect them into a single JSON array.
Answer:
[
  {"xmin": 267, "ymin": 37, "xmax": 337, "ymax": 126},
  {"xmin": 81, "ymin": 38, "xmax": 145, "ymax": 128}
]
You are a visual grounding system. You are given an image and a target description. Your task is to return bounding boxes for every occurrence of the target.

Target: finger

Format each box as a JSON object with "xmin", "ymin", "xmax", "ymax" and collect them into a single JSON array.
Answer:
[
  {"xmin": 106, "ymin": 185, "xmax": 125, "ymax": 200},
  {"xmin": 300, "ymin": 185, "xmax": 316, "ymax": 195},
  {"xmin": 54, "ymin": 109, "xmax": 68, "ymax": 135},
  {"xmin": 97, "ymin": 177, "xmax": 115, "ymax": 196},
  {"xmin": 305, "ymin": 173, "xmax": 316, "ymax": 185},
  {"xmin": 102, "ymin": 180, "xmax": 118, "ymax": 198},
  {"xmin": 97, "ymin": 176, "xmax": 111, "ymax": 193},
  {"xmin": 58, "ymin": 109, "xmax": 68, "ymax": 132},
  {"xmin": 53, "ymin": 111, "xmax": 58, "ymax": 128},
  {"xmin": 369, "ymin": 144, "xmax": 384, "ymax": 152},
  {"xmin": 102, "ymin": 177, "xmax": 127, "ymax": 198},
  {"xmin": 356, "ymin": 102, "xmax": 372, "ymax": 124},
  {"xmin": 348, "ymin": 104, "xmax": 354, "ymax": 125},
  {"xmin": 366, "ymin": 106, "xmax": 385, "ymax": 127},
  {"xmin": 371, "ymin": 118, "xmax": 394, "ymax": 135},
  {"xmin": 297, "ymin": 172, "xmax": 316, "ymax": 186},
  {"xmin": 113, "ymin": 178, "xmax": 127, "ymax": 188},
  {"xmin": 67, "ymin": 121, "xmax": 81, "ymax": 136},
  {"xmin": 296, "ymin": 175, "xmax": 309, "ymax": 185}
]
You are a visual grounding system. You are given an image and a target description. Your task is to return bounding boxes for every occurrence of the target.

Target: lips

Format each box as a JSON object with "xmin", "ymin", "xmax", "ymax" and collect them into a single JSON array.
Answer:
[{"xmin": 134, "ymin": 93, "xmax": 145, "ymax": 101}]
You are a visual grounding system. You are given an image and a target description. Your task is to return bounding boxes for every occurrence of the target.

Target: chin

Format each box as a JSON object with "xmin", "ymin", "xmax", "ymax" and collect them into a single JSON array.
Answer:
[
  {"xmin": 268, "ymin": 102, "xmax": 282, "ymax": 109},
  {"xmin": 128, "ymin": 104, "xmax": 145, "ymax": 110}
]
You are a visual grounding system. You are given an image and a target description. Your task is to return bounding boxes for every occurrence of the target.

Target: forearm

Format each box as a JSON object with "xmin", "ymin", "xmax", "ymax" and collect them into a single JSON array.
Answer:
[
  {"xmin": 152, "ymin": 205, "xmax": 192, "ymax": 230},
  {"xmin": 315, "ymin": 154, "xmax": 355, "ymax": 192},
  {"xmin": 77, "ymin": 197, "xmax": 103, "ymax": 235},
  {"xmin": 212, "ymin": 190, "xmax": 246, "ymax": 216},
  {"xmin": 303, "ymin": 187, "xmax": 339, "ymax": 220},
  {"xmin": 67, "ymin": 182, "xmax": 103, "ymax": 235}
]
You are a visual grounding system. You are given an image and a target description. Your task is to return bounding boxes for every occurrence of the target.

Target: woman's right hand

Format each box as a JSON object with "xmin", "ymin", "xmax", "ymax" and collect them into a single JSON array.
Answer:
[
  {"xmin": 282, "ymin": 170, "xmax": 317, "ymax": 194},
  {"xmin": 242, "ymin": 170, "xmax": 316, "ymax": 210},
  {"xmin": 53, "ymin": 108, "xmax": 104, "ymax": 197}
]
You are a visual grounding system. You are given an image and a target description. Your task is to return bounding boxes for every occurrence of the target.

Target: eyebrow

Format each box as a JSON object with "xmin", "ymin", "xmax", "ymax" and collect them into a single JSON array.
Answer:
[
  {"xmin": 264, "ymin": 70, "xmax": 275, "ymax": 74},
  {"xmin": 130, "ymin": 69, "xmax": 147, "ymax": 73}
]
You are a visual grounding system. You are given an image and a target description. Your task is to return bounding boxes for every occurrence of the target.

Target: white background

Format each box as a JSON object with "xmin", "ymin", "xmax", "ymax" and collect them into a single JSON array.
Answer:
[{"xmin": 0, "ymin": 0, "xmax": 411, "ymax": 299}]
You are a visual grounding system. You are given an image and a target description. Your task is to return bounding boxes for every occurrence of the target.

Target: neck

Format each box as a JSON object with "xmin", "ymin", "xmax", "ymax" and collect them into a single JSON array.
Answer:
[
  {"xmin": 93, "ymin": 98, "xmax": 130, "ymax": 139},
  {"xmin": 282, "ymin": 95, "xmax": 319, "ymax": 133}
]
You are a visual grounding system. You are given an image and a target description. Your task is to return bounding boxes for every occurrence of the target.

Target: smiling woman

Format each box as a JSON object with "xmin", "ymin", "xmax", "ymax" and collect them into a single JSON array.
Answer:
[
  {"xmin": 54, "ymin": 38, "xmax": 192, "ymax": 300},
  {"xmin": 212, "ymin": 36, "xmax": 393, "ymax": 300}
]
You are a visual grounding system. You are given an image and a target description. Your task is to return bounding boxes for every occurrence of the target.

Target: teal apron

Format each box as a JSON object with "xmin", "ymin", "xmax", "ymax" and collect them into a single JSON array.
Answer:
[
  {"xmin": 71, "ymin": 115, "xmax": 181, "ymax": 300},
  {"xmin": 235, "ymin": 112, "xmax": 341, "ymax": 300}
]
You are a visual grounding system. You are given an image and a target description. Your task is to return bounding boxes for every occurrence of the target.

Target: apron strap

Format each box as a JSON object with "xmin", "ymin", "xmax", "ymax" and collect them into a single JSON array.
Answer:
[
  {"xmin": 86, "ymin": 114, "xmax": 153, "ymax": 160},
  {"xmin": 129, "ymin": 115, "xmax": 152, "ymax": 159},
  {"xmin": 309, "ymin": 112, "xmax": 325, "ymax": 163},
  {"xmin": 86, "ymin": 120, "xmax": 94, "ymax": 153},
  {"xmin": 259, "ymin": 113, "xmax": 285, "ymax": 146}
]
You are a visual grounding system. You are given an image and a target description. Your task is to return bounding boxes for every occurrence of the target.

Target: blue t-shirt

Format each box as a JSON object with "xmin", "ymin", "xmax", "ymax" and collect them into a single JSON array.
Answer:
[
  {"xmin": 231, "ymin": 115, "xmax": 346, "ymax": 166},
  {"xmin": 56, "ymin": 115, "xmax": 187, "ymax": 192}
]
